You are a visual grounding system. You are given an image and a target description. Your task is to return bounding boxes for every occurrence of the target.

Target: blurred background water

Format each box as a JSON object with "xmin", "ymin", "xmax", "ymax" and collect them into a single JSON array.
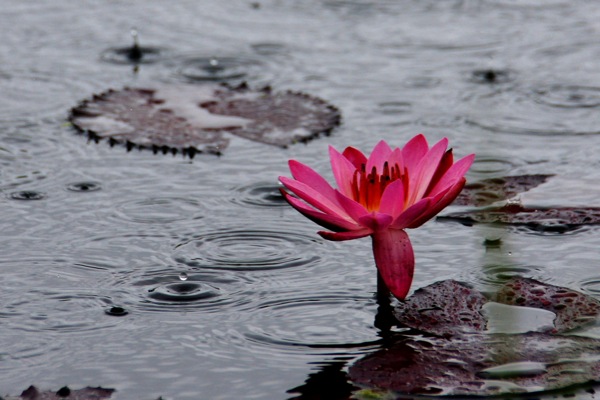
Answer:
[{"xmin": 1, "ymin": 1, "xmax": 600, "ymax": 399}]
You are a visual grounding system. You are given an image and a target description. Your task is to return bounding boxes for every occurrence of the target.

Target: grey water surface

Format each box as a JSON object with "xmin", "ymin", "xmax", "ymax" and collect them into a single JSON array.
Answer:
[{"xmin": 1, "ymin": 1, "xmax": 600, "ymax": 399}]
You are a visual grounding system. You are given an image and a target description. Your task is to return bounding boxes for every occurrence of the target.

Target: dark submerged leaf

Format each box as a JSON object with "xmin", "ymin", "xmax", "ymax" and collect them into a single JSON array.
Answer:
[
  {"xmin": 453, "ymin": 174, "xmax": 553, "ymax": 206},
  {"xmin": 69, "ymin": 84, "xmax": 341, "ymax": 156},
  {"xmin": 439, "ymin": 204, "xmax": 600, "ymax": 232},
  {"xmin": 11, "ymin": 386, "xmax": 114, "ymax": 400},
  {"xmin": 393, "ymin": 280, "xmax": 487, "ymax": 337},
  {"xmin": 349, "ymin": 333, "xmax": 600, "ymax": 397},
  {"xmin": 493, "ymin": 277, "xmax": 600, "ymax": 333}
]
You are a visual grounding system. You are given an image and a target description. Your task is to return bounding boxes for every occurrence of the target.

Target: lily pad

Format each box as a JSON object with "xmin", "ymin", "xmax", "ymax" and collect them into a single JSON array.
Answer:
[
  {"xmin": 394, "ymin": 278, "xmax": 600, "ymax": 337},
  {"xmin": 69, "ymin": 83, "xmax": 341, "ymax": 156},
  {"xmin": 393, "ymin": 280, "xmax": 487, "ymax": 337},
  {"xmin": 349, "ymin": 332, "xmax": 600, "ymax": 397},
  {"xmin": 439, "ymin": 204, "xmax": 600, "ymax": 232},
  {"xmin": 6, "ymin": 386, "xmax": 114, "ymax": 400},
  {"xmin": 453, "ymin": 174, "xmax": 553, "ymax": 206},
  {"xmin": 493, "ymin": 277, "xmax": 600, "ymax": 333},
  {"xmin": 361, "ymin": 278, "xmax": 600, "ymax": 397}
]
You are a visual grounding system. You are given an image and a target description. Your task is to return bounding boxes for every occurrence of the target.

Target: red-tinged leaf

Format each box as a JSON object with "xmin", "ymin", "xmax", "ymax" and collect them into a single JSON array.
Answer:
[
  {"xmin": 493, "ymin": 277, "xmax": 600, "ymax": 333},
  {"xmin": 393, "ymin": 280, "xmax": 487, "ymax": 337},
  {"xmin": 69, "ymin": 83, "xmax": 340, "ymax": 157},
  {"xmin": 439, "ymin": 204, "xmax": 600, "ymax": 233},
  {"xmin": 11, "ymin": 386, "xmax": 114, "ymax": 400},
  {"xmin": 453, "ymin": 174, "xmax": 553, "ymax": 206},
  {"xmin": 349, "ymin": 332, "xmax": 600, "ymax": 397},
  {"xmin": 200, "ymin": 84, "xmax": 341, "ymax": 147}
]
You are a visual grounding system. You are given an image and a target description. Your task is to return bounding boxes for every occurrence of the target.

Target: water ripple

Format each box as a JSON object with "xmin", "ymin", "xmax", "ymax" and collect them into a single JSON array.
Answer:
[
  {"xmin": 464, "ymin": 85, "xmax": 600, "ymax": 136},
  {"xmin": 127, "ymin": 268, "xmax": 253, "ymax": 313},
  {"xmin": 229, "ymin": 181, "xmax": 287, "ymax": 208},
  {"xmin": 233, "ymin": 294, "xmax": 381, "ymax": 360},
  {"xmin": 177, "ymin": 55, "xmax": 263, "ymax": 82},
  {"xmin": 173, "ymin": 223, "xmax": 322, "ymax": 272},
  {"xmin": 114, "ymin": 196, "xmax": 205, "ymax": 224}
]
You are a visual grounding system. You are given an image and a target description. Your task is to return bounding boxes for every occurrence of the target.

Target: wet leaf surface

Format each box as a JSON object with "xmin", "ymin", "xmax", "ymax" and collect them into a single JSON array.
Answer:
[
  {"xmin": 393, "ymin": 280, "xmax": 487, "ymax": 337},
  {"xmin": 439, "ymin": 204, "xmax": 600, "ymax": 233},
  {"xmin": 349, "ymin": 332, "xmax": 600, "ymax": 397},
  {"xmin": 358, "ymin": 279, "xmax": 600, "ymax": 397},
  {"xmin": 493, "ymin": 277, "xmax": 600, "ymax": 333},
  {"xmin": 453, "ymin": 174, "xmax": 553, "ymax": 206},
  {"xmin": 7, "ymin": 386, "xmax": 114, "ymax": 400},
  {"xmin": 69, "ymin": 84, "xmax": 341, "ymax": 156}
]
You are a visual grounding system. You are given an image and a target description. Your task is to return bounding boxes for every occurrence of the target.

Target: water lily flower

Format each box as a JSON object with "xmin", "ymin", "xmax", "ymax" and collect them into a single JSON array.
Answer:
[{"xmin": 279, "ymin": 134, "xmax": 474, "ymax": 300}]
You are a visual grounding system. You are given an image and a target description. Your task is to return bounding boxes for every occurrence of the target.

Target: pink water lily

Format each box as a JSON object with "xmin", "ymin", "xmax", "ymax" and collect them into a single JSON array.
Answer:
[{"xmin": 279, "ymin": 134, "xmax": 474, "ymax": 300}]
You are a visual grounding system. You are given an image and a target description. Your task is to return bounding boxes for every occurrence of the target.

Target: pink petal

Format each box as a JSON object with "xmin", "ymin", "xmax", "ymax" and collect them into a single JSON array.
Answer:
[
  {"xmin": 391, "ymin": 197, "xmax": 432, "ymax": 229},
  {"xmin": 379, "ymin": 179, "xmax": 405, "ymax": 219},
  {"xmin": 279, "ymin": 176, "xmax": 348, "ymax": 218},
  {"xmin": 319, "ymin": 228, "xmax": 373, "ymax": 241},
  {"xmin": 289, "ymin": 160, "xmax": 337, "ymax": 200},
  {"xmin": 387, "ymin": 147, "xmax": 405, "ymax": 173},
  {"xmin": 402, "ymin": 134, "xmax": 429, "ymax": 174},
  {"xmin": 342, "ymin": 146, "xmax": 368, "ymax": 169},
  {"xmin": 329, "ymin": 146, "xmax": 359, "ymax": 198},
  {"xmin": 408, "ymin": 138, "xmax": 448, "ymax": 204},
  {"xmin": 335, "ymin": 190, "xmax": 369, "ymax": 222},
  {"xmin": 366, "ymin": 140, "xmax": 393, "ymax": 173},
  {"xmin": 371, "ymin": 229, "xmax": 415, "ymax": 300},
  {"xmin": 407, "ymin": 178, "xmax": 466, "ymax": 229},
  {"xmin": 280, "ymin": 189, "xmax": 362, "ymax": 231},
  {"xmin": 428, "ymin": 153, "xmax": 475, "ymax": 196},
  {"xmin": 358, "ymin": 212, "xmax": 394, "ymax": 231},
  {"xmin": 424, "ymin": 148, "xmax": 453, "ymax": 197}
]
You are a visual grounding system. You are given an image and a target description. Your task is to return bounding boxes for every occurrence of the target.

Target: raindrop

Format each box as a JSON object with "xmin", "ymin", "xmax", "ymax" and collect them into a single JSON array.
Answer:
[
  {"xmin": 471, "ymin": 69, "xmax": 512, "ymax": 84},
  {"xmin": 105, "ymin": 306, "xmax": 128, "ymax": 316},
  {"xmin": 147, "ymin": 282, "xmax": 219, "ymax": 303},
  {"xmin": 100, "ymin": 29, "xmax": 165, "ymax": 65},
  {"xmin": 9, "ymin": 190, "xmax": 45, "ymax": 200},
  {"xmin": 127, "ymin": 27, "xmax": 143, "ymax": 62},
  {"xmin": 179, "ymin": 272, "xmax": 188, "ymax": 281},
  {"xmin": 179, "ymin": 56, "xmax": 261, "ymax": 81},
  {"xmin": 66, "ymin": 181, "xmax": 102, "ymax": 192}
]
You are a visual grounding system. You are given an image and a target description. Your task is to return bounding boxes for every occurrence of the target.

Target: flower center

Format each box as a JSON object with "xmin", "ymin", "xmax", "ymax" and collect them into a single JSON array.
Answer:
[{"xmin": 351, "ymin": 161, "xmax": 406, "ymax": 211}]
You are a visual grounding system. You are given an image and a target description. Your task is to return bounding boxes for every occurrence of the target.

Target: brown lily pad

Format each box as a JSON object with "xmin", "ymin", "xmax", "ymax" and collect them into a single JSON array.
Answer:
[
  {"xmin": 439, "ymin": 204, "xmax": 600, "ymax": 233},
  {"xmin": 353, "ymin": 278, "xmax": 600, "ymax": 397},
  {"xmin": 69, "ymin": 83, "xmax": 341, "ymax": 157},
  {"xmin": 394, "ymin": 278, "xmax": 600, "ymax": 337},
  {"xmin": 393, "ymin": 280, "xmax": 488, "ymax": 337},
  {"xmin": 349, "ymin": 332, "xmax": 600, "ymax": 397},
  {"xmin": 453, "ymin": 174, "xmax": 553, "ymax": 206},
  {"xmin": 493, "ymin": 277, "xmax": 600, "ymax": 333},
  {"xmin": 6, "ymin": 386, "xmax": 114, "ymax": 400}
]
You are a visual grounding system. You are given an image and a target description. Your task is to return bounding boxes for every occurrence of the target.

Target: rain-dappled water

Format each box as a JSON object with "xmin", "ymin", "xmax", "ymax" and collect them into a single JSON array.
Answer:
[{"xmin": 2, "ymin": 1, "xmax": 600, "ymax": 399}]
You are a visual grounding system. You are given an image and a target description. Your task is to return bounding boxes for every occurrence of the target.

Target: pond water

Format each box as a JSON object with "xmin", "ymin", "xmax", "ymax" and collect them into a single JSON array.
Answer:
[{"xmin": 1, "ymin": 1, "xmax": 600, "ymax": 399}]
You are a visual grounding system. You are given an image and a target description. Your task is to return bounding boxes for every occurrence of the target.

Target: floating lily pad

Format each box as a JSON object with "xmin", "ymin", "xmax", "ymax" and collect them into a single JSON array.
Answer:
[
  {"xmin": 352, "ymin": 278, "xmax": 600, "ymax": 397},
  {"xmin": 393, "ymin": 280, "xmax": 487, "ymax": 337},
  {"xmin": 493, "ymin": 277, "xmax": 600, "ymax": 333},
  {"xmin": 69, "ymin": 83, "xmax": 341, "ymax": 156},
  {"xmin": 349, "ymin": 332, "xmax": 600, "ymax": 397},
  {"xmin": 453, "ymin": 174, "xmax": 553, "ymax": 206},
  {"xmin": 7, "ymin": 386, "xmax": 114, "ymax": 400},
  {"xmin": 439, "ymin": 204, "xmax": 600, "ymax": 232},
  {"xmin": 394, "ymin": 278, "xmax": 600, "ymax": 337}
]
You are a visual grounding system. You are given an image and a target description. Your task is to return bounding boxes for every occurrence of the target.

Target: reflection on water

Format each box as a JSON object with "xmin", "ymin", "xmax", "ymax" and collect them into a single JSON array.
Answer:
[{"xmin": 1, "ymin": 0, "xmax": 600, "ymax": 398}]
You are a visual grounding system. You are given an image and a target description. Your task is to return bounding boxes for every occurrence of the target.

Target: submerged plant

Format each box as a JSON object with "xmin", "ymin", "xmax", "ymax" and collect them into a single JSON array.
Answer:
[{"xmin": 279, "ymin": 134, "xmax": 474, "ymax": 300}]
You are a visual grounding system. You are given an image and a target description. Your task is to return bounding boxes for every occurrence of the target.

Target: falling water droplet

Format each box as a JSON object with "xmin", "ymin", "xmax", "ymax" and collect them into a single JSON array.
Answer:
[
  {"xmin": 131, "ymin": 27, "xmax": 139, "ymax": 44},
  {"xmin": 179, "ymin": 272, "xmax": 188, "ymax": 281},
  {"xmin": 127, "ymin": 27, "xmax": 142, "ymax": 62}
]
